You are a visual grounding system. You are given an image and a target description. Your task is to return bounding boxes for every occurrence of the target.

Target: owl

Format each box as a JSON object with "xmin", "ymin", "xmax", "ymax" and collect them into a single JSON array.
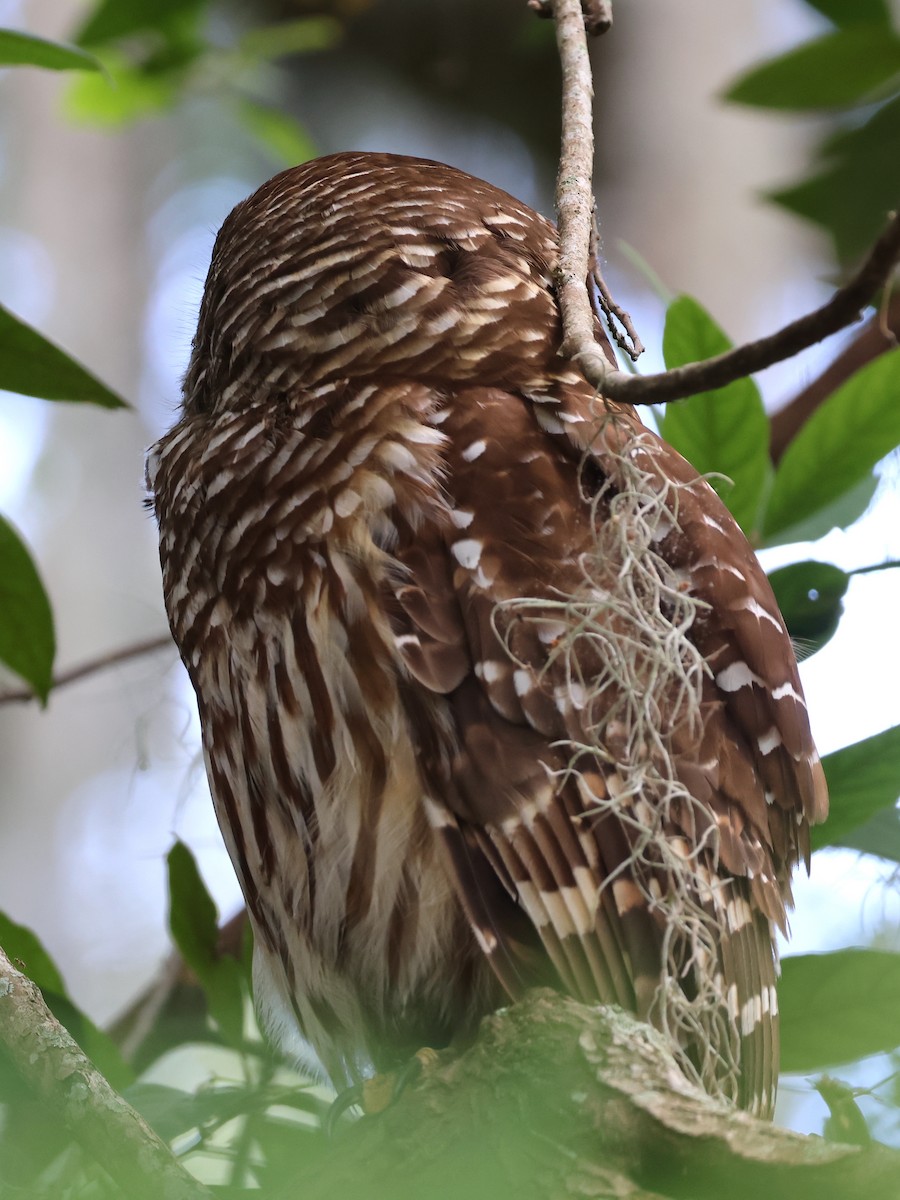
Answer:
[{"xmin": 147, "ymin": 152, "xmax": 827, "ymax": 1116}]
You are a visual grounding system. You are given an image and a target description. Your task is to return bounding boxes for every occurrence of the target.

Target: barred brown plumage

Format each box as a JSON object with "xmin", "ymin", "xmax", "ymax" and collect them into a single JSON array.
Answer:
[{"xmin": 147, "ymin": 151, "xmax": 828, "ymax": 1115}]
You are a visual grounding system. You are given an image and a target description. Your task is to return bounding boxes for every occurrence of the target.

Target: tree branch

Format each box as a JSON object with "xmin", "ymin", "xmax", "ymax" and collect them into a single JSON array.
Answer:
[
  {"xmin": 0, "ymin": 945, "xmax": 212, "ymax": 1200},
  {"xmin": 0, "ymin": 634, "xmax": 174, "ymax": 706},
  {"xmin": 548, "ymin": 0, "xmax": 900, "ymax": 406},
  {"xmin": 284, "ymin": 994, "xmax": 900, "ymax": 1200},
  {"xmin": 770, "ymin": 293, "xmax": 900, "ymax": 462}
]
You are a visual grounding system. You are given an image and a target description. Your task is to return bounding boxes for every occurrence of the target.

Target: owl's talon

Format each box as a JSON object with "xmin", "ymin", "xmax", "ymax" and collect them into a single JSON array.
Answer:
[
  {"xmin": 340, "ymin": 1048, "xmax": 439, "ymax": 1123},
  {"xmin": 324, "ymin": 1083, "xmax": 364, "ymax": 1136},
  {"xmin": 384, "ymin": 1046, "xmax": 439, "ymax": 1103}
]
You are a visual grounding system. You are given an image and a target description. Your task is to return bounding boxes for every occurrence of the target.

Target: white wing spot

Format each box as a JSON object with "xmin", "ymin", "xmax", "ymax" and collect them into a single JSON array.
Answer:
[
  {"xmin": 479, "ymin": 661, "xmax": 504, "ymax": 684},
  {"xmin": 422, "ymin": 796, "xmax": 453, "ymax": 829},
  {"xmin": 738, "ymin": 597, "xmax": 783, "ymax": 630},
  {"xmin": 450, "ymin": 508, "xmax": 475, "ymax": 529},
  {"xmin": 451, "ymin": 539, "xmax": 483, "ymax": 569},
  {"xmin": 741, "ymin": 995, "xmax": 763, "ymax": 1037},
  {"xmin": 758, "ymin": 727, "xmax": 782, "ymax": 755},
  {"xmin": 513, "ymin": 669, "xmax": 533, "ymax": 697},
  {"xmin": 334, "ymin": 489, "xmax": 362, "ymax": 517},
  {"xmin": 462, "ymin": 439, "xmax": 487, "ymax": 462},
  {"xmin": 533, "ymin": 407, "xmax": 566, "ymax": 435},
  {"xmin": 517, "ymin": 880, "xmax": 550, "ymax": 927},
  {"xmin": 715, "ymin": 661, "xmax": 763, "ymax": 692},
  {"xmin": 726, "ymin": 896, "xmax": 753, "ymax": 933},
  {"xmin": 726, "ymin": 983, "xmax": 740, "ymax": 1022},
  {"xmin": 702, "ymin": 514, "xmax": 728, "ymax": 535},
  {"xmin": 474, "ymin": 926, "xmax": 498, "ymax": 954}
]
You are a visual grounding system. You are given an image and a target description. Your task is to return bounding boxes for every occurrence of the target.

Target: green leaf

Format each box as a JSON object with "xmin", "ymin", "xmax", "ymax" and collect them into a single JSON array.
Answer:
[
  {"xmin": 0, "ymin": 516, "xmax": 54, "ymax": 703},
  {"xmin": 761, "ymin": 473, "xmax": 878, "ymax": 548},
  {"xmin": 763, "ymin": 349, "xmax": 900, "ymax": 539},
  {"xmin": 660, "ymin": 296, "xmax": 769, "ymax": 535},
  {"xmin": 205, "ymin": 957, "xmax": 246, "ymax": 1049},
  {"xmin": 724, "ymin": 28, "xmax": 900, "ymax": 110},
  {"xmin": 780, "ymin": 949, "xmax": 900, "ymax": 1072},
  {"xmin": 770, "ymin": 95, "xmax": 900, "ymax": 266},
  {"xmin": 813, "ymin": 724, "xmax": 900, "ymax": 851},
  {"xmin": 66, "ymin": 57, "xmax": 182, "ymax": 126},
  {"xmin": 237, "ymin": 100, "xmax": 317, "ymax": 168},
  {"xmin": 0, "ymin": 911, "xmax": 65, "ymax": 994},
  {"xmin": 75, "ymin": 0, "xmax": 208, "ymax": 47},
  {"xmin": 0, "ymin": 302, "xmax": 126, "ymax": 407},
  {"xmin": 124, "ymin": 1083, "xmax": 202, "ymax": 1141},
  {"xmin": 838, "ymin": 805, "xmax": 900, "ymax": 863},
  {"xmin": 167, "ymin": 842, "xmax": 246, "ymax": 1048},
  {"xmin": 167, "ymin": 840, "xmax": 219, "ymax": 976},
  {"xmin": 767, "ymin": 561, "xmax": 848, "ymax": 657},
  {"xmin": 0, "ymin": 28, "xmax": 101, "ymax": 71},
  {"xmin": 803, "ymin": 0, "xmax": 891, "ymax": 26},
  {"xmin": 239, "ymin": 18, "xmax": 341, "ymax": 62}
]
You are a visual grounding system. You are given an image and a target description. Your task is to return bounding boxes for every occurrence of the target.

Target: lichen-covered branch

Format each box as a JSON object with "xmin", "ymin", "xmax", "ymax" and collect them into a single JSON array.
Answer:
[
  {"xmin": 546, "ymin": 0, "xmax": 900, "ymax": 407},
  {"xmin": 287, "ymin": 994, "xmax": 900, "ymax": 1200},
  {"xmin": 0, "ymin": 946, "xmax": 211, "ymax": 1200}
]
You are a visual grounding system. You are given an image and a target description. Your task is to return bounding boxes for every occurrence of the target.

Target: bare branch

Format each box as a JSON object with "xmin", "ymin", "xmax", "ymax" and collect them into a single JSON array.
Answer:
[
  {"xmin": 770, "ymin": 292, "xmax": 900, "ymax": 462},
  {"xmin": 0, "ymin": 945, "xmax": 212, "ymax": 1200},
  {"xmin": 0, "ymin": 634, "xmax": 174, "ymax": 707},
  {"xmin": 550, "ymin": 0, "xmax": 900, "ymax": 406}
]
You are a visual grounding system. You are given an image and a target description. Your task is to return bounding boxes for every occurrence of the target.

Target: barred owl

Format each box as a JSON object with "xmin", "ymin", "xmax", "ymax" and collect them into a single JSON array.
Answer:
[{"xmin": 147, "ymin": 152, "xmax": 827, "ymax": 1116}]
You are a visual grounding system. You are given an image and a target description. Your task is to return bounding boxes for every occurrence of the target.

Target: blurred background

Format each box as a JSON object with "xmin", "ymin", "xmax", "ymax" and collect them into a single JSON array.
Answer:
[{"xmin": 1, "ymin": 0, "xmax": 899, "ymax": 1143}]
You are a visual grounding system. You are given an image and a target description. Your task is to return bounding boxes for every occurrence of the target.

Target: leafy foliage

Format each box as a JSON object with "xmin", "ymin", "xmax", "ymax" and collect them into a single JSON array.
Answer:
[
  {"xmin": 767, "ymin": 560, "xmax": 848, "ymax": 656},
  {"xmin": 0, "ymin": 515, "xmax": 55, "ymax": 702},
  {"xmin": 0, "ymin": 29, "xmax": 101, "ymax": 71},
  {"xmin": 724, "ymin": 28, "xmax": 900, "ymax": 111},
  {"xmin": 660, "ymin": 296, "xmax": 770, "ymax": 536},
  {"xmin": 804, "ymin": 0, "xmax": 892, "ymax": 24},
  {"xmin": 725, "ymin": 0, "xmax": 900, "ymax": 265},
  {"xmin": 812, "ymin": 724, "xmax": 900, "ymax": 853},
  {"xmin": 780, "ymin": 950, "xmax": 900, "ymax": 1073},
  {"xmin": 167, "ymin": 841, "xmax": 247, "ymax": 1048},
  {"xmin": 66, "ymin": 3, "xmax": 337, "ymax": 165},
  {"xmin": 0, "ymin": 301, "xmax": 126, "ymax": 408},
  {"xmin": 763, "ymin": 350, "xmax": 900, "ymax": 541},
  {"xmin": 771, "ymin": 95, "xmax": 900, "ymax": 265}
]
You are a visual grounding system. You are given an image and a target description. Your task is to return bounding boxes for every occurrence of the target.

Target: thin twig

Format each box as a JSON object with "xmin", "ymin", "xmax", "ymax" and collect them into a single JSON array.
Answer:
[
  {"xmin": 549, "ymin": 0, "xmax": 900, "ymax": 406},
  {"xmin": 0, "ymin": 945, "xmax": 212, "ymax": 1200},
  {"xmin": 0, "ymin": 633, "xmax": 174, "ymax": 706},
  {"xmin": 590, "ymin": 209, "xmax": 644, "ymax": 360}
]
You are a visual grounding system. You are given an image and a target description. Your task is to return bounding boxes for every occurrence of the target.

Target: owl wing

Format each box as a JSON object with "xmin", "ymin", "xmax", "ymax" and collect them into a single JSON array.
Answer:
[{"xmin": 384, "ymin": 377, "xmax": 827, "ymax": 1114}]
